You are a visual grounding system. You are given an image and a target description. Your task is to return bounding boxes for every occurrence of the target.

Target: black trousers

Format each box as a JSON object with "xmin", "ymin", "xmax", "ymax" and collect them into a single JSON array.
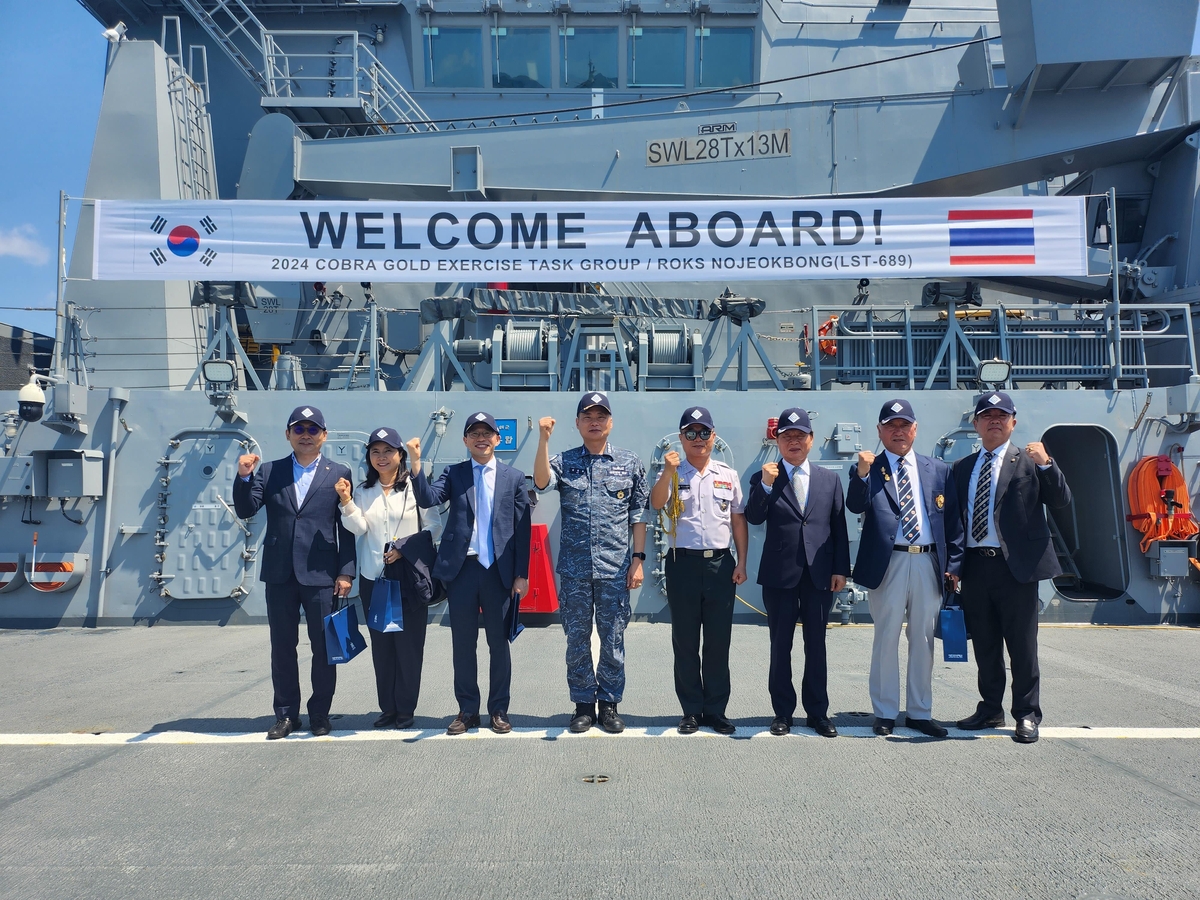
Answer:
[
  {"xmin": 762, "ymin": 569, "xmax": 833, "ymax": 721},
  {"xmin": 265, "ymin": 575, "xmax": 336, "ymax": 721},
  {"xmin": 665, "ymin": 550, "xmax": 735, "ymax": 717},
  {"xmin": 447, "ymin": 557, "xmax": 512, "ymax": 717},
  {"xmin": 960, "ymin": 552, "xmax": 1042, "ymax": 723},
  {"xmin": 360, "ymin": 576, "xmax": 428, "ymax": 720}
]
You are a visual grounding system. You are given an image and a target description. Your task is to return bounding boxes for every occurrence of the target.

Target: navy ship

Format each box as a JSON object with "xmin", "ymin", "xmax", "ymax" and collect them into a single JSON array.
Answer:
[{"xmin": 4, "ymin": 0, "xmax": 1200, "ymax": 627}]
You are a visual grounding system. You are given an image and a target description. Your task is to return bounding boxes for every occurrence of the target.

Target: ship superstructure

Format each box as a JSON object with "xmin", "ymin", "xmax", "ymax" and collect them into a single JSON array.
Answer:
[{"xmin": 2, "ymin": 0, "xmax": 1199, "ymax": 625}]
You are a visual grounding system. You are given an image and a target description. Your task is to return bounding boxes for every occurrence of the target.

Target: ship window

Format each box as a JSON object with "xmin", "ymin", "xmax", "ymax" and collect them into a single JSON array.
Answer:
[
  {"xmin": 695, "ymin": 27, "xmax": 753, "ymax": 88},
  {"xmin": 424, "ymin": 26, "xmax": 483, "ymax": 88},
  {"xmin": 492, "ymin": 26, "xmax": 551, "ymax": 88},
  {"xmin": 628, "ymin": 26, "xmax": 686, "ymax": 88},
  {"xmin": 560, "ymin": 26, "xmax": 619, "ymax": 89}
]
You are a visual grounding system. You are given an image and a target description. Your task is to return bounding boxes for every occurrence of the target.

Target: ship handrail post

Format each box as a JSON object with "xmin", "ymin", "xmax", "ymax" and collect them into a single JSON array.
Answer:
[{"xmin": 1108, "ymin": 186, "xmax": 1123, "ymax": 388}]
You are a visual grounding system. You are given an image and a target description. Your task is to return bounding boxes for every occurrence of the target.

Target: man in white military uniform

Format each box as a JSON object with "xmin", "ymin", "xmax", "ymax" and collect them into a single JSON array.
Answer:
[{"xmin": 650, "ymin": 406, "xmax": 748, "ymax": 735}]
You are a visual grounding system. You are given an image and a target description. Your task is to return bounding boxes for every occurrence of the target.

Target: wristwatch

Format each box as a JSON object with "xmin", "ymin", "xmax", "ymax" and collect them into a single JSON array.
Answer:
[{"xmin": 631, "ymin": 552, "xmax": 647, "ymax": 561}]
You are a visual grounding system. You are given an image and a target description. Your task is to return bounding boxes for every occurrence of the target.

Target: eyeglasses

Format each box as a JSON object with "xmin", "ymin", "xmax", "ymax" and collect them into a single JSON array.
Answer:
[
  {"xmin": 465, "ymin": 429, "xmax": 496, "ymax": 439},
  {"xmin": 290, "ymin": 424, "xmax": 324, "ymax": 436},
  {"xmin": 682, "ymin": 429, "xmax": 713, "ymax": 441}
]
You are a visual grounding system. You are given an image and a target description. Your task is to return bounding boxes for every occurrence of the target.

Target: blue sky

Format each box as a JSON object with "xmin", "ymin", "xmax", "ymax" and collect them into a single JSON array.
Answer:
[{"xmin": 0, "ymin": 1, "xmax": 106, "ymax": 337}]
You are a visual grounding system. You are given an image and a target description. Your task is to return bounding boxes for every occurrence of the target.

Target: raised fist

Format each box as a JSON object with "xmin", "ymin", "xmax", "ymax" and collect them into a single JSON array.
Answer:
[
  {"xmin": 538, "ymin": 417, "xmax": 555, "ymax": 440},
  {"xmin": 334, "ymin": 477, "xmax": 352, "ymax": 503},
  {"xmin": 856, "ymin": 450, "xmax": 876, "ymax": 478},
  {"xmin": 237, "ymin": 454, "xmax": 260, "ymax": 477},
  {"xmin": 663, "ymin": 450, "xmax": 680, "ymax": 470},
  {"xmin": 1025, "ymin": 441, "xmax": 1050, "ymax": 466},
  {"xmin": 406, "ymin": 437, "xmax": 421, "ymax": 470},
  {"xmin": 761, "ymin": 462, "xmax": 780, "ymax": 487}
]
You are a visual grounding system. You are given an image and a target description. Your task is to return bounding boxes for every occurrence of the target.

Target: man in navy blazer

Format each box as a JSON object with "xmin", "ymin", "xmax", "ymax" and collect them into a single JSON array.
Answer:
[
  {"xmin": 234, "ymin": 405, "xmax": 356, "ymax": 740},
  {"xmin": 409, "ymin": 411, "xmax": 531, "ymax": 735},
  {"xmin": 951, "ymin": 391, "xmax": 1071, "ymax": 744},
  {"xmin": 745, "ymin": 407, "xmax": 850, "ymax": 737},
  {"xmin": 846, "ymin": 399, "xmax": 962, "ymax": 738}
]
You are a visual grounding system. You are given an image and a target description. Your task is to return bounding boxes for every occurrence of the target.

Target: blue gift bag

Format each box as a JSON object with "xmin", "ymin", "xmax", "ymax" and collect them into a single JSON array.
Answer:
[
  {"xmin": 324, "ymin": 604, "xmax": 368, "ymax": 665},
  {"xmin": 367, "ymin": 578, "xmax": 404, "ymax": 633},
  {"xmin": 939, "ymin": 605, "xmax": 969, "ymax": 663}
]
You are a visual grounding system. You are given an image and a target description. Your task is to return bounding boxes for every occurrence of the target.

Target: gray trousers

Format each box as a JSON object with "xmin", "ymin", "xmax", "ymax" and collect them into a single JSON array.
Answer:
[{"xmin": 867, "ymin": 550, "xmax": 942, "ymax": 720}]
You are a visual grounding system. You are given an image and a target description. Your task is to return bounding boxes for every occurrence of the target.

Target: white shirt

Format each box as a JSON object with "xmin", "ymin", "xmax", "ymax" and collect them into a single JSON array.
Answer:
[
  {"xmin": 340, "ymin": 479, "xmax": 432, "ymax": 580},
  {"xmin": 781, "ymin": 458, "xmax": 810, "ymax": 511},
  {"xmin": 884, "ymin": 449, "xmax": 932, "ymax": 546},
  {"xmin": 965, "ymin": 440, "xmax": 1009, "ymax": 548},
  {"xmin": 468, "ymin": 456, "xmax": 497, "ymax": 563},
  {"xmin": 670, "ymin": 459, "xmax": 745, "ymax": 550}
]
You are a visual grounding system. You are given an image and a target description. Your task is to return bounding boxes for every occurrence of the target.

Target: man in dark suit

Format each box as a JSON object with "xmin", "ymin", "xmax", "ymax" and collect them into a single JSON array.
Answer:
[
  {"xmin": 952, "ymin": 391, "xmax": 1072, "ymax": 744},
  {"xmin": 744, "ymin": 407, "xmax": 851, "ymax": 737},
  {"xmin": 234, "ymin": 406, "xmax": 356, "ymax": 740},
  {"xmin": 846, "ymin": 399, "xmax": 962, "ymax": 738},
  {"xmin": 409, "ymin": 411, "xmax": 531, "ymax": 736}
]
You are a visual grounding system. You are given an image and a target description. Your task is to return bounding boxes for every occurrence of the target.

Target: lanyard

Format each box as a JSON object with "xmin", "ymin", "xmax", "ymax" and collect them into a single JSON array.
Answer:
[{"xmin": 379, "ymin": 481, "xmax": 410, "ymax": 544}]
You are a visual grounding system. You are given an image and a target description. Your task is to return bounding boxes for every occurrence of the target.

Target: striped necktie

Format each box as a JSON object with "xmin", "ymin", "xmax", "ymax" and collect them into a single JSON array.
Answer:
[
  {"xmin": 971, "ymin": 451, "xmax": 995, "ymax": 543},
  {"xmin": 895, "ymin": 458, "xmax": 920, "ymax": 544}
]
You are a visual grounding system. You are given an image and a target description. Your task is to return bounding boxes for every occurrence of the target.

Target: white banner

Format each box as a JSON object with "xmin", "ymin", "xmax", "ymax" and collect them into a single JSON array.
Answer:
[{"xmin": 92, "ymin": 198, "xmax": 1088, "ymax": 282}]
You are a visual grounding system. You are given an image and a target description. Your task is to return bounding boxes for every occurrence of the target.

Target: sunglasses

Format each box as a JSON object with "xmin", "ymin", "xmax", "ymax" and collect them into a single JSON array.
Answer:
[
  {"xmin": 290, "ymin": 424, "xmax": 324, "ymax": 436},
  {"xmin": 682, "ymin": 429, "xmax": 713, "ymax": 441}
]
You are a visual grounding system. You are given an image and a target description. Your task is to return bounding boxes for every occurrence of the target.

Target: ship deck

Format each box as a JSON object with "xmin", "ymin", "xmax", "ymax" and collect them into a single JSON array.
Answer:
[{"xmin": 0, "ymin": 621, "xmax": 1197, "ymax": 899}]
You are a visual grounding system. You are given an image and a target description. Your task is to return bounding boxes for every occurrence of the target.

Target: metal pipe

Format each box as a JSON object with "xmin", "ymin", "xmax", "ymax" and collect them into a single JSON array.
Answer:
[
  {"xmin": 369, "ymin": 299, "xmax": 379, "ymax": 390},
  {"xmin": 54, "ymin": 191, "xmax": 67, "ymax": 378},
  {"xmin": 94, "ymin": 387, "xmax": 130, "ymax": 623}
]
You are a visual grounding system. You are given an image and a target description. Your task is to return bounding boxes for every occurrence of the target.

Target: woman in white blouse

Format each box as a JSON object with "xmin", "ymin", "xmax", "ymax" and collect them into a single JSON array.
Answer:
[{"xmin": 335, "ymin": 427, "xmax": 436, "ymax": 729}]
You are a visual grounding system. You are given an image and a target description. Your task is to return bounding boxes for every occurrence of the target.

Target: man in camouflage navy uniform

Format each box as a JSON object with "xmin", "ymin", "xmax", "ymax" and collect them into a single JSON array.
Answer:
[{"xmin": 534, "ymin": 391, "xmax": 649, "ymax": 734}]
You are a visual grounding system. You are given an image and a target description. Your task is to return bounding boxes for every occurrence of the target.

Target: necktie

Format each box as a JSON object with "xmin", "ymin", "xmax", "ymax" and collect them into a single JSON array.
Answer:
[
  {"xmin": 895, "ymin": 458, "xmax": 920, "ymax": 544},
  {"xmin": 474, "ymin": 464, "xmax": 494, "ymax": 568},
  {"xmin": 790, "ymin": 466, "xmax": 807, "ymax": 513},
  {"xmin": 971, "ymin": 451, "xmax": 994, "ymax": 543}
]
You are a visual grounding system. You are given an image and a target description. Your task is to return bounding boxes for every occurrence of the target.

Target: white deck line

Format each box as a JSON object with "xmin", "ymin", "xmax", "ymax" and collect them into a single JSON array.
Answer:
[{"xmin": 1, "ymin": 726, "xmax": 1198, "ymax": 745}]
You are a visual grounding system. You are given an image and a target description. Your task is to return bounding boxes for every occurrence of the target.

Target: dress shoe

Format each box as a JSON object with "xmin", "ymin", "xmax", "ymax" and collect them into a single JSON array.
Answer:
[
  {"xmin": 266, "ymin": 717, "xmax": 301, "ymax": 740},
  {"xmin": 769, "ymin": 716, "xmax": 792, "ymax": 736},
  {"xmin": 956, "ymin": 710, "xmax": 1006, "ymax": 730},
  {"xmin": 704, "ymin": 714, "xmax": 736, "ymax": 735},
  {"xmin": 310, "ymin": 718, "xmax": 332, "ymax": 737},
  {"xmin": 569, "ymin": 703, "xmax": 596, "ymax": 733},
  {"xmin": 373, "ymin": 712, "xmax": 398, "ymax": 729},
  {"xmin": 678, "ymin": 714, "xmax": 700, "ymax": 734},
  {"xmin": 598, "ymin": 702, "xmax": 625, "ymax": 734},
  {"xmin": 394, "ymin": 716, "xmax": 415, "ymax": 730},
  {"xmin": 806, "ymin": 717, "xmax": 838, "ymax": 738},
  {"xmin": 906, "ymin": 718, "xmax": 948, "ymax": 738},
  {"xmin": 490, "ymin": 712, "xmax": 513, "ymax": 734},
  {"xmin": 873, "ymin": 717, "xmax": 895, "ymax": 736},
  {"xmin": 1013, "ymin": 716, "xmax": 1039, "ymax": 744},
  {"xmin": 446, "ymin": 712, "xmax": 481, "ymax": 735}
]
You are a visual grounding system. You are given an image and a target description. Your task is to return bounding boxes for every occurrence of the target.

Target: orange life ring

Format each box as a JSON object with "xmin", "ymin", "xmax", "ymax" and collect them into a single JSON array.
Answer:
[{"xmin": 818, "ymin": 315, "xmax": 838, "ymax": 356}]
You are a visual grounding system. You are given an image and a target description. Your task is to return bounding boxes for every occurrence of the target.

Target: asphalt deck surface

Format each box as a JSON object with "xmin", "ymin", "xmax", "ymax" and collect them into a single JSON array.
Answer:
[{"xmin": 0, "ymin": 620, "xmax": 1197, "ymax": 900}]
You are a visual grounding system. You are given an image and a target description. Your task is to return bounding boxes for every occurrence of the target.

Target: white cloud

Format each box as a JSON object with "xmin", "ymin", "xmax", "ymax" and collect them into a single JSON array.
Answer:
[{"xmin": 0, "ymin": 225, "xmax": 51, "ymax": 266}]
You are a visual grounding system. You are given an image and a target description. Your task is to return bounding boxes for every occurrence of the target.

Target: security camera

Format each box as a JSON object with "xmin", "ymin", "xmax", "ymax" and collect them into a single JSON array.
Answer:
[{"xmin": 18, "ymin": 379, "xmax": 45, "ymax": 423}]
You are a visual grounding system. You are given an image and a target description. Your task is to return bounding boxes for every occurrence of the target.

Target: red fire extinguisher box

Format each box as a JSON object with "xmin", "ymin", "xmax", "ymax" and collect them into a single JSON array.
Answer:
[{"xmin": 522, "ymin": 523, "xmax": 559, "ymax": 613}]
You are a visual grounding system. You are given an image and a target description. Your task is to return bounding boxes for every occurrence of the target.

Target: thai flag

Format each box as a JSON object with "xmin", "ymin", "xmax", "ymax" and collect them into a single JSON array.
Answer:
[{"xmin": 948, "ymin": 209, "xmax": 1035, "ymax": 266}]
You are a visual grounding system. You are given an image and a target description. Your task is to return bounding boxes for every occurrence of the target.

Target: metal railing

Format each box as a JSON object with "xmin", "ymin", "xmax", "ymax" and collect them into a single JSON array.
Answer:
[{"xmin": 809, "ymin": 300, "xmax": 1198, "ymax": 391}]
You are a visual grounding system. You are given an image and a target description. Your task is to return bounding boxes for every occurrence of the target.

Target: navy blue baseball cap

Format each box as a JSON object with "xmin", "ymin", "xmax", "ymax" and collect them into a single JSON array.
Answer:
[
  {"xmin": 776, "ymin": 407, "xmax": 813, "ymax": 434},
  {"xmin": 577, "ymin": 391, "xmax": 612, "ymax": 415},
  {"xmin": 463, "ymin": 411, "xmax": 499, "ymax": 435},
  {"xmin": 974, "ymin": 391, "xmax": 1017, "ymax": 417},
  {"xmin": 366, "ymin": 426, "xmax": 404, "ymax": 449},
  {"xmin": 679, "ymin": 406, "xmax": 715, "ymax": 431},
  {"xmin": 287, "ymin": 405, "xmax": 326, "ymax": 430},
  {"xmin": 879, "ymin": 399, "xmax": 916, "ymax": 424}
]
